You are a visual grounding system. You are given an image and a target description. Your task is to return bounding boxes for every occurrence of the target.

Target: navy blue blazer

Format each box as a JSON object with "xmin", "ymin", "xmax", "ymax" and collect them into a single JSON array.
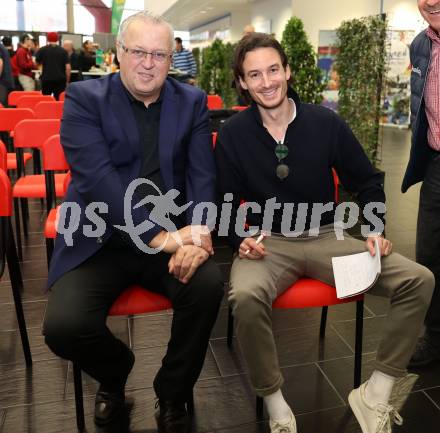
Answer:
[{"xmin": 48, "ymin": 73, "xmax": 215, "ymax": 287}]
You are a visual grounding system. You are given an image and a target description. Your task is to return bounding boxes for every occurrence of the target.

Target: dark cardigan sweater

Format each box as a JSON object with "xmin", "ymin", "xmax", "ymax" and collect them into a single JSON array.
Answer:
[{"xmin": 215, "ymin": 88, "xmax": 385, "ymax": 250}]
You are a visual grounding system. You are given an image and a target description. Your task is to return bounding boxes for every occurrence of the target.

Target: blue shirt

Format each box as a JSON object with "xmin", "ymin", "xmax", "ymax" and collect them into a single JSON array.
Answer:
[{"xmin": 172, "ymin": 48, "xmax": 197, "ymax": 77}]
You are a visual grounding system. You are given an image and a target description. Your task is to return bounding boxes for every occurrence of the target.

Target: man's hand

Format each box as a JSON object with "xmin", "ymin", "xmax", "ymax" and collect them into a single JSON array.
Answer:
[
  {"xmin": 149, "ymin": 225, "xmax": 213, "ymax": 255},
  {"xmin": 238, "ymin": 237, "xmax": 267, "ymax": 260},
  {"xmin": 366, "ymin": 234, "xmax": 393, "ymax": 257},
  {"xmin": 168, "ymin": 245, "xmax": 209, "ymax": 284}
]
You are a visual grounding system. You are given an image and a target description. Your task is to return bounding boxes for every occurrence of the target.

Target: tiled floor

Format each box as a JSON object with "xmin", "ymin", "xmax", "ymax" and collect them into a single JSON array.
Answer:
[{"xmin": 1, "ymin": 127, "xmax": 440, "ymax": 432}]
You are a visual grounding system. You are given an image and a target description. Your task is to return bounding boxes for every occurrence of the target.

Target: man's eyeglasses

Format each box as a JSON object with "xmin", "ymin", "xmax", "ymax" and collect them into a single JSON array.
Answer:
[
  {"xmin": 275, "ymin": 141, "xmax": 289, "ymax": 180},
  {"xmin": 120, "ymin": 44, "xmax": 171, "ymax": 63}
]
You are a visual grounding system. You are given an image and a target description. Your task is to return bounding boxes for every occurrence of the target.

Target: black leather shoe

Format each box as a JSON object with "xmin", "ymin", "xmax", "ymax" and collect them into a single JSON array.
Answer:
[
  {"xmin": 155, "ymin": 400, "xmax": 191, "ymax": 433},
  {"xmin": 94, "ymin": 389, "xmax": 126, "ymax": 426},
  {"xmin": 408, "ymin": 334, "xmax": 440, "ymax": 368},
  {"xmin": 94, "ymin": 350, "xmax": 135, "ymax": 426}
]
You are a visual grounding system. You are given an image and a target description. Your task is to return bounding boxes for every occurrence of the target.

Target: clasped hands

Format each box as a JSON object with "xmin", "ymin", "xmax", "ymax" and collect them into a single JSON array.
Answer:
[{"xmin": 149, "ymin": 225, "xmax": 213, "ymax": 284}]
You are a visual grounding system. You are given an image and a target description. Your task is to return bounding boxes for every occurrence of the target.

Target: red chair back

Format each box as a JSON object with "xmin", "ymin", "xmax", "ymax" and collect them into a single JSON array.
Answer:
[
  {"xmin": 212, "ymin": 131, "xmax": 217, "ymax": 148},
  {"xmin": 7, "ymin": 90, "xmax": 41, "ymax": 107},
  {"xmin": 207, "ymin": 94, "xmax": 223, "ymax": 110},
  {"xmin": 59, "ymin": 91, "xmax": 66, "ymax": 101},
  {"xmin": 0, "ymin": 140, "xmax": 6, "ymax": 172},
  {"xmin": 0, "ymin": 169, "xmax": 12, "ymax": 217},
  {"xmin": 14, "ymin": 119, "xmax": 61, "ymax": 149},
  {"xmin": 34, "ymin": 101, "xmax": 64, "ymax": 119},
  {"xmin": 0, "ymin": 108, "xmax": 35, "ymax": 133},
  {"xmin": 16, "ymin": 95, "xmax": 55, "ymax": 111},
  {"xmin": 231, "ymin": 105, "xmax": 248, "ymax": 111},
  {"xmin": 41, "ymin": 135, "xmax": 69, "ymax": 171}
]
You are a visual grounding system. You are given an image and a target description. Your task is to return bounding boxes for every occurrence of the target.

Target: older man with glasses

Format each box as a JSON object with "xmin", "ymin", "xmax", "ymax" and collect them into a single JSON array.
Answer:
[
  {"xmin": 43, "ymin": 11, "xmax": 223, "ymax": 433},
  {"xmin": 215, "ymin": 32, "xmax": 434, "ymax": 433}
]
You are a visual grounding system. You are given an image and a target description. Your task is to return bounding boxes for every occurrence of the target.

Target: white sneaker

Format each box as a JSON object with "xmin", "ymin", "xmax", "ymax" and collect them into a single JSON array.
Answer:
[
  {"xmin": 348, "ymin": 382, "xmax": 403, "ymax": 433},
  {"xmin": 269, "ymin": 409, "xmax": 297, "ymax": 433}
]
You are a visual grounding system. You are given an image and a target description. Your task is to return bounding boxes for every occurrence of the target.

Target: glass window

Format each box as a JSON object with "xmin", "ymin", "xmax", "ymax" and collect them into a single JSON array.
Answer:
[
  {"xmin": 124, "ymin": 0, "xmax": 144, "ymax": 10},
  {"xmin": 24, "ymin": 0, "xmax": 67, "ymax": 31},
  {"xmin": 73, "ymin": 4, "xmax": 96, "ymax": 35},
  {"xmin": 0, "ymin": 0, "xmax": 18, "ymax": 31}
]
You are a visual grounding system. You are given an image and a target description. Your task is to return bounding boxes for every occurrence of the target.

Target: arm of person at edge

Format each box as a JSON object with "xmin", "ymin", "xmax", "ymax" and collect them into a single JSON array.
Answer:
[
  {"xmin": 166, "ymin": 92, "xmax": 216, "ymax": 282},
  {"xmin": 60, "ymin": 83, "xmax": 212, "ymax": 260},
  {"xmin": 332, "ymin": 112, "xmax": 392, "ymax": 258}
]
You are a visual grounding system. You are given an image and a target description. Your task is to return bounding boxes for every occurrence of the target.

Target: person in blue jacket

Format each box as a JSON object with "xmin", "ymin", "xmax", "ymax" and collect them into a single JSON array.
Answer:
[{"xmin": 43, "ymin": 11, "xmax": 223, "ymax": 432}]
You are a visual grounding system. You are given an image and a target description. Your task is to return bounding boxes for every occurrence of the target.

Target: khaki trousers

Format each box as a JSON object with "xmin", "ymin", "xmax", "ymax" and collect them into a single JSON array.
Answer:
[{"xmin": 228, "ymin": 226, "xmax": 434, "ymax": 396}]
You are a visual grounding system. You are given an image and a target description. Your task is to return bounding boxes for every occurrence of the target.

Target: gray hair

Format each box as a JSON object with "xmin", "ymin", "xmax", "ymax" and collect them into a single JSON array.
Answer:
[{"xmin": 117, "ymin": 11, "xmax": 174, "ymax": 51}]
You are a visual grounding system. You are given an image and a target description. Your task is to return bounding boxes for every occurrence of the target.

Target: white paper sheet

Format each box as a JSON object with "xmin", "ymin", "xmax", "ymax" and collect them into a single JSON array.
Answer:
[{"xmin": 332, "ymin": 239, "xmax": 381, "ymax": 299}]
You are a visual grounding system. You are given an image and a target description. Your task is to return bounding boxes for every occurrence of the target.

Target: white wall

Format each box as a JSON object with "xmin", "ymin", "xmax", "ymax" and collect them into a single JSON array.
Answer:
[
  {"xmin": 384, "ymin": 0, "xmax": 426, "ymax": 33},
  {"xmin": 230, "ymin": 10, "xmax": 252, "ymax": 42},
  {"xmin": 146, "ymin": 0, "xmax": 178, "ymax": 16},
  {"xmin": 292, "ymin": 0, "xmax": 428, "ymax": 49},
  {"xmin": 292, "ymin": 0, "xmax": 378, "ymax": 49},
  {"xmin": 250, "ymin": 0, "xmax": 292, "ymax": 40}
]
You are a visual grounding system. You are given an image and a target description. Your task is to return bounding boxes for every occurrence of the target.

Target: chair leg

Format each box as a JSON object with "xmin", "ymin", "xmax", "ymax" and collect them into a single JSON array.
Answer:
[
  {"xmin": 32, "ymin": 148, "xmax": 41, "ymax": 175},
  {"xmin": 20, "ymin": 198, "xmax": 29, "ymax": 237},
  {"xmin": 73, "ymin": 362, "xmax": 85, "ymax": 432},
  {"xmin": 354, "ymin": 299, "xmax": 364, "ymax": 388},
  {"xmin": 319, "ymin": 306, "xmax": 328, "ymax": 338},
  {"xmin": 256, "ymin": 396, "xmax": 264, "ymax": 418},
  {"xmin": 45, "ymin": 238, "xmax": 54, "ymax": 269},
  {"xmin": 187, "ymin": 390, "xmax": 195, "ymax": 417},
  {"xmin": 227, "ymin": 306, "xmax": 234, "ymax": 347},
  {"xmin": 6, "ymin": 220, "xmax": 32, "ymax": 367},
  {"xmin": 13, "ymin": 198, "xmax": 23, "ymax": 261}
]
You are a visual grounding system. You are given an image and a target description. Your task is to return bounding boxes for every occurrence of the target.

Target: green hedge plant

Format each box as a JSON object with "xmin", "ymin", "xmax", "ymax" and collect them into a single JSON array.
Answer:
[
  {"xmin": 281, "ymin": 17, "xmax": 326, "ymax": 104},
  {"xmin": 335, "ymin": 15, "xmax": 387, "ymax": 164},
  {"xmin": 199, "ymin": 39, "xmax": 236, "ymax": 108}
]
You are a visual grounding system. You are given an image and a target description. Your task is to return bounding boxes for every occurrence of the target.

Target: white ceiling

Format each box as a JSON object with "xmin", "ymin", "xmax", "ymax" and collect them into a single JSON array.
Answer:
[{"xmin": 163, "ymin": 0, "xmax": 257, "ymax": 31}]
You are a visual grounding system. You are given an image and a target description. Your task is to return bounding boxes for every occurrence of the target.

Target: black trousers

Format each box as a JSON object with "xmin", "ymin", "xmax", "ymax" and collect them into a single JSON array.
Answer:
[
  {"xmin": 417, "ymin": 152, "xmax": 440, "ymax": 337},
  {"xmin": 41, "ymin": 79, "xmax": 66, "ymax": 100},
  {"xmin": 43, "ymin": 235, "xmax": 224, "ymax": 401}
]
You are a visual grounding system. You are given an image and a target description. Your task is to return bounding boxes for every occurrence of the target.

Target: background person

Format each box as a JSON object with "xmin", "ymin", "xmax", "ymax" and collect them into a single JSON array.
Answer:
[
  {"xmin": 36, "ymin": 32, "xmax": 70, "ymax": 99},
  {"xmin": 172, "ymin": 37, "xmax": 197, "ymax": 84},
  {"xmin": 0, "ymin": 40, "xmax": 14, "ymax": 106},
  {"xmin": 15, "ymin": 33, "xmax": 36, "ymax": 90},
  {"xmin": 402, "ymin": 0, "xmax": 440, "ymax": 368}
]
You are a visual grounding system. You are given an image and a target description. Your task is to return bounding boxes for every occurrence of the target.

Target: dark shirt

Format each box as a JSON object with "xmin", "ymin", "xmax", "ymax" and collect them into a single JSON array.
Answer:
[
  {"xmin": 77, "ymin": 50, "xmax": 95, "ymax": 72},
  {"xmin": 216, "ymin": 88, "xmax": 386, "ymax": 249},
  {"xmin": 125, "ymin": 86, "xmax": 185, "ymax": 229},
  {"xmin": 68, "ymin": 51, "xmax": 79, "ymax": 70},
  {"xmin": 36, "ymin": 44, "xmax": 69, "ymax": 81},
  {"xmin": 0, "ymin": 43, "xmax": 14, "ymax": 89}
]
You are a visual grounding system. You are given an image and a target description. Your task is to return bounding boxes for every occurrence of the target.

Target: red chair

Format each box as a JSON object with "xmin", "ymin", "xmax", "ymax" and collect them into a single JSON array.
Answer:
[
  {"xmin": 34, "ymin": 101, "xmax": 64, "ymax": 119},
  {"xmin": 0, "ymin": 139, "xmax": 33, "ymax": 172},
  {"xmin": 0, "ymin": 108, "xmax": 35, "ymax": 172},
  {"xmin": 0, "ymin": 168, "xmax": 32, "ymax": 366},
  {"xmin": 231, "ymin": 105, "xmax": 248, "ymax": 111},
  {"xmin": 59, "ymin": 91, "xmax": 66, "ymax": 101},
  {"xmin": 40, "ymin": 135, "xmax": 69, "ymax": 262},
  {"xmin": 0, "ymin": 140, "xmax": 6, "ymax": 170},
  {"xmin": 12, "ymin": 119, "xmax": 64, "ymax": 259},
  {"xmin": 207, "ymin": 94, "xmax": 223, "ymax": 110},
  {"xmin": 7, "ymin": 90, "xmax": 41, "ymax": 107},
  {"xmin": 16, "ymin": 95, "xmax": 55, "ymax": 111}
]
